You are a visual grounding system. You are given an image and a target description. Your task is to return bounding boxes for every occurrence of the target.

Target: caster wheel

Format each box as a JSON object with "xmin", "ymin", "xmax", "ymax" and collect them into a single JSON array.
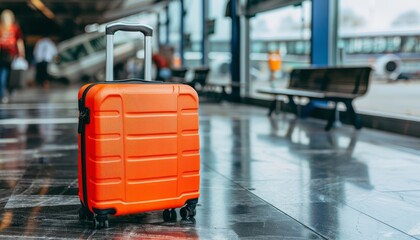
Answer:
[
  {"xmin": 104, "ymin": 219, "xmax": 109, "ymax": 228},
  {"xmin": 181, "ymin": 205, "xmax": 196, "ymax": 219},
  {"xmin": 170, "ymin": 209, "xmax": 177, "ymax": 221},
  {"xmin": 163, "ymin": 209, "xmax": 171, "ymax": 222},
  {"xmin": 190, "ymin": 207, "xmax": 196, "ymax": 217},
  {"xmin": 180, "ymin": 207, "xmax": 188, "ymax": 220},
  {"xmin": 78, "ymin": 207, "xmax": 86, "ymax": 220}
]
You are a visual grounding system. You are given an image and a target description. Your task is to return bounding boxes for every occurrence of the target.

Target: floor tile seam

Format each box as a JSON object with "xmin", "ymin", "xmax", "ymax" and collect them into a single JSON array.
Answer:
[
  {"xmin": 363, "ymin": 140, "xmax": 420, "ymax": 156},
  {"xmin": 381, "ymin": 190, "xmax": 420, "ymax": 193},
  {"xmin": 343, "ymin": 202, "xmax": 420, "ymax": 240},
  {"xmin": 383, "ymin": 145, "xmax": 420, "ymax": 158},
  {"xmin": 360, "ymin": 130, "xmax": 420, "ymax": 144},
  {"xmin": 2, "ymin": 156, "xmax": 55, "ymax": 209},
  {"xmin": 201, "ymin": 163, "xmax": 329, "ymax": 240},
  {"xmin": 346, "ymin": 190, "xmax": 420, "ymax": 217}
]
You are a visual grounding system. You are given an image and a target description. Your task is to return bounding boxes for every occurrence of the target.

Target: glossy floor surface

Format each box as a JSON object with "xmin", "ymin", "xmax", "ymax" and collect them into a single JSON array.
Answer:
[{"xmin": 1, "ymin": 85, "xmax": 420, "ymax": 239}]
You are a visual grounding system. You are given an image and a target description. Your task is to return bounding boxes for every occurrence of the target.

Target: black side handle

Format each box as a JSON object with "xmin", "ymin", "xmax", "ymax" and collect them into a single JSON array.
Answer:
[{"xmin": 106, "ymin": 23, "xmax": 153, "ymax": 36}]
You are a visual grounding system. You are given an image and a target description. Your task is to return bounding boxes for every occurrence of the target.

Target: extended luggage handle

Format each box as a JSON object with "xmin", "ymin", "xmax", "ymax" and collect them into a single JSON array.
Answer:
[{"xmin": 105, "ymin": 23, "xmax": 153, "ymax": 82}]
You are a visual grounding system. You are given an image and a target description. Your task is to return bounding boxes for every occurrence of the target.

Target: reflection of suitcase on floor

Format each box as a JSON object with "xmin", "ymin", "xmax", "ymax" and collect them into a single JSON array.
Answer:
[{"xmin": 77, "ymin": 23, "xmax": 200, "ymax": 229}]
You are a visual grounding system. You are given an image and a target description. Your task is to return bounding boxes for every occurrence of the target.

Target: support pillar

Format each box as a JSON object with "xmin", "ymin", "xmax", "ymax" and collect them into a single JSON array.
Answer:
[
  {"xmin": 201, "ymin": 0, "xmax": 208, "ymax": 66},
  {"xmin": 165, "ymin": 5, "xmax": 170, "ymax": 44},
  {"xmin": 311, "ymin": 0, "xmax": 340, "ymax": 126},
  {"xmin": 180, "ymin": 0, "xmax": 185, "ymax": 67},
  {"xmin": 230, "ymin": 0, "xmax": 241, "ymax": 101},
  {"xmin": 240, "ymin": 15, "xmax": 250, "ymax": 97},
  {"xmin": 310, "ymin": 0, "xmax": 338, "ymax": 66},
  {"xmin": 157, "ymin": 12, "xmax": 161, "ymax": 46}
]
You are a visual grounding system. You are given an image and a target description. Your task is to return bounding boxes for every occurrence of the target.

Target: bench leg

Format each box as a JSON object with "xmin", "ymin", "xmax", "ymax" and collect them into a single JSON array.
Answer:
[
  {"xmin": 287, "ymin": 96, "xmax": 298, "ymax": 115},
  {"xmin": 325, "ymin": 103, "xmax": 337, "ymax": 131},
  {"xmin": 268, "ymin": 100, "xmax": 277, "ymax": 117},
  {"xmin": 344, "ymin": 100, "xmax": 362, "ymax": 130},
  {"xmin": 219, "ymin": 86, "xmax": 227, "ymax": 103}
]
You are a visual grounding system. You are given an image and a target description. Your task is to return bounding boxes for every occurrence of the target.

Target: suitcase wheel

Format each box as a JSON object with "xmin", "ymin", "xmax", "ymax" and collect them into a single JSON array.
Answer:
[
  {"xmin": 180, "ymin": 204, "xmax": 196, "ymax": 220},
  {"xmin": 92, "ymin": 215, "xmax": 109, "ymax": 229},
  {"xmin": 163, "ymin": 209, "xmax": 177, "ymax": 222}
]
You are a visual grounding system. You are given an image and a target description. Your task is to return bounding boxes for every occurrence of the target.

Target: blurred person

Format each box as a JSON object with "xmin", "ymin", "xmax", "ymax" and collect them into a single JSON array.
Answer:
[
  {"xmin": 268, "ymin": 50, "xmax": 282, "ymax": 87},
  {"xmin": 152, "ymin": 48, "xmax": 171, "ymax": 81},
  {"xmin": 0, "ymin": 9, "xmax": 25, "ymax": 103},
  {"xmin": 160, "ymin": 45, "xmax": 175, "ymax": 69},
  {"xmin": 33, "ymin": 35, "xmax": 57, "ymax": 88}
]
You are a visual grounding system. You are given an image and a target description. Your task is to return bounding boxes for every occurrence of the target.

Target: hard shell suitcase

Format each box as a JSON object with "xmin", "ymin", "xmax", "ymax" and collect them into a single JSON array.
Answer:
[{"xmin": 77, "ymin": 23, "xmax": 200, "ymax": 228}]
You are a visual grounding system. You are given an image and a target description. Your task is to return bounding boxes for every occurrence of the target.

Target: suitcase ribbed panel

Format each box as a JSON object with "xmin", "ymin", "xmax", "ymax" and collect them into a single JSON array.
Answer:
[
  {"xmin": 177, "ymin": 86, "xmax": 200, "ymax": 196},
  {"xmin": 80, "ymin": 84, "xmax": 200, "ymax": 214}
]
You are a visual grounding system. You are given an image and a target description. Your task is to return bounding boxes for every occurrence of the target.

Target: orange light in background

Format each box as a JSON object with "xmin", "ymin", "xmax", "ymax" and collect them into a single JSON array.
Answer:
[
  {"xmin": 29, "ymin": 0, "xmax": 55, "ymax": 19},
  {"xmin": 268, "ymin": 51, "xmax": 282, "ymax": 72}
]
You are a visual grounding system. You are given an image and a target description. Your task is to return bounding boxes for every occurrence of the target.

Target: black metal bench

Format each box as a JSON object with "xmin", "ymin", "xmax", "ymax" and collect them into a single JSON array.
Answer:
[
  {"xmin": 258, "ymin": 66, "xmax": 372, "ymax": 130},
  {"xmin": 170, "ymin": 67, "xmax": 188, "ymax": 82},
  {"xmin": 186, "ymin": 67, "xmax": 210, "ymax": 92}
]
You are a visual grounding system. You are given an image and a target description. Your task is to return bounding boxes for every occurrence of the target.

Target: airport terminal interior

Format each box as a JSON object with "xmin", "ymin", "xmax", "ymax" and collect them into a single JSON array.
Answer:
[{"xmin": 0, "ymin": 0, "xmax": 420, "ymax": 239}]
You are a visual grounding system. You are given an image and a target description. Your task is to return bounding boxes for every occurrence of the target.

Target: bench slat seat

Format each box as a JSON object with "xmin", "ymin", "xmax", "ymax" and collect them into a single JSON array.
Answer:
[{"xmin": 258, "ymin": 88, "xmax": 326, "ymax": 99}]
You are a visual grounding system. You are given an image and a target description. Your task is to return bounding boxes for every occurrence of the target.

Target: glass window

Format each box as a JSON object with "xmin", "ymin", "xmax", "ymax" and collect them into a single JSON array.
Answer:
[
  {"xmin": 362, "ymin": 38, "xmax": 373, "ymax": 53},
  {"xmin": 386, "ymin": 37, "xmax": 401, "ymax": 52},
  {"xmin": 191, "ymin": 42, "xmax": 201, "ymax": 52},
  {"xmin": 295, "ymin": 41, "xmax": 305, "ymax": 55},
  {"xmin": 339, "ymin": 0, "xmax": 420, "ymax": 119},
  {"xmin": 250, "ymin": 1, "xmax": 312, "ymax": 99},
  {"xmin": 206, "ymin": 0, "xmax": 231, "ymax": 80},
  {"xmin": 251, "ymin": 41, "xmax": 265, "ymax": 53},
  {"xmin": 401, "ymin": 36, "xmax": 416, "ymax": 53},
  {"xmin": 343, "ymin": 38, "xmax": 354, "ymax": 54},
  {"xmin": 304, "ymin": 41, "xmax": 311, "ymax": 55},
  {"xmin": 279, "ymin": 42, "xmax": 287, "ymax": 55},
  {"xmin": 352, "ymin": 38, "xmax": 362, "ymax": 54},
  {"xmin": 416, "ymin": 37, "xmax": 420, "ymax": 52},
  {"xmin": 373, "ymin": 37, "xmax": 387, "ymax": 53},
  {"xmin": 209, "ymin": 41, "xmax": 230, "ymax": 52},
  {"xmin": 267, "ymin": 42, "xmax": 278, "ymax": 52}
]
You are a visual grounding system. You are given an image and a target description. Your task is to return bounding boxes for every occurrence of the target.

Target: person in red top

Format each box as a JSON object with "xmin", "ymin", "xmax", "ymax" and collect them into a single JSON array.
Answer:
[
  {"xmin": 0, "ymin": 9, "xmax": 25, "ymax": 103},
  {"xmin": 152, "ymin": 47, "xmax": 172, "ymax": 81},
  {"xmin": 152, "ymin": 46, "xmax": 173, "ymax": 82}
]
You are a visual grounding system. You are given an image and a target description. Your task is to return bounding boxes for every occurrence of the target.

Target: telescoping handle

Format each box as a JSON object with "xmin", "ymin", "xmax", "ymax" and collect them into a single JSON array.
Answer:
[{"xmin": 105, "ymin": 23, "xmax": 153, "ymax": 81}]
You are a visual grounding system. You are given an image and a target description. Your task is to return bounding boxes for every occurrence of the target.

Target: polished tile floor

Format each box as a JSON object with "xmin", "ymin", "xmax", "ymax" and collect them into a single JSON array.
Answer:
[{"xmin": 0, "ymin": 85, "xmax": 420, "ymax": 239}]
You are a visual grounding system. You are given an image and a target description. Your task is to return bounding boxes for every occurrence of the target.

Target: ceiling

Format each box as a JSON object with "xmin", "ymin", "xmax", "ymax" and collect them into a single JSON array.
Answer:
[
  {"xmin": 0, "ymin": 0, "xmax": 168, "ymax": 41},
  {"xmin": 246, "ymin": 0, "xmax": 304, "ymax": 16}
]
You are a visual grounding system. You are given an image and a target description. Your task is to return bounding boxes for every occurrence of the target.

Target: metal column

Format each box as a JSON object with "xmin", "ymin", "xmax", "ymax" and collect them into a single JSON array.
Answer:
[
  {"xmin": 230, "ymin": 0, "xmax": 241, "ymax": 101},
  {"xmin": 165, "ymin": 5, "xmax": 170, "ymax": 44},
  {"xmin": 330, "ymin": 0, "xmax": 338, "ymax": 66},
  {"xmin": 311, "ymin": 0, "xmax": 340, "ymax": 126},
  {"xmin": 180, "ymin": 0, "xmax": 185, "ymax": 67},
  {"xmin": 201, "ymin": 0, "xmax": 208, "ymax": 66},
  {"xmin": 311, "ymin": 0, "xmax": 338, "ymax": 66},
  {"xmin": 157, "ymin": 13, "xmax": 161, "ymax": 46},
  {"xmin": 311, "ymin": 0, "xmax": 329, "ymax": 65},
  {"xmin": 240, "ymin": 15, "xmax": 250, "ymax": 97}
]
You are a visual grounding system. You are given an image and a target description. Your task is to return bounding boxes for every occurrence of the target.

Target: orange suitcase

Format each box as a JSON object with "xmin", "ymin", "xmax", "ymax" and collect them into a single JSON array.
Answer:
[{"xmin": 77, "ymin": 23, "xmax": 200, "ymax": 229}]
